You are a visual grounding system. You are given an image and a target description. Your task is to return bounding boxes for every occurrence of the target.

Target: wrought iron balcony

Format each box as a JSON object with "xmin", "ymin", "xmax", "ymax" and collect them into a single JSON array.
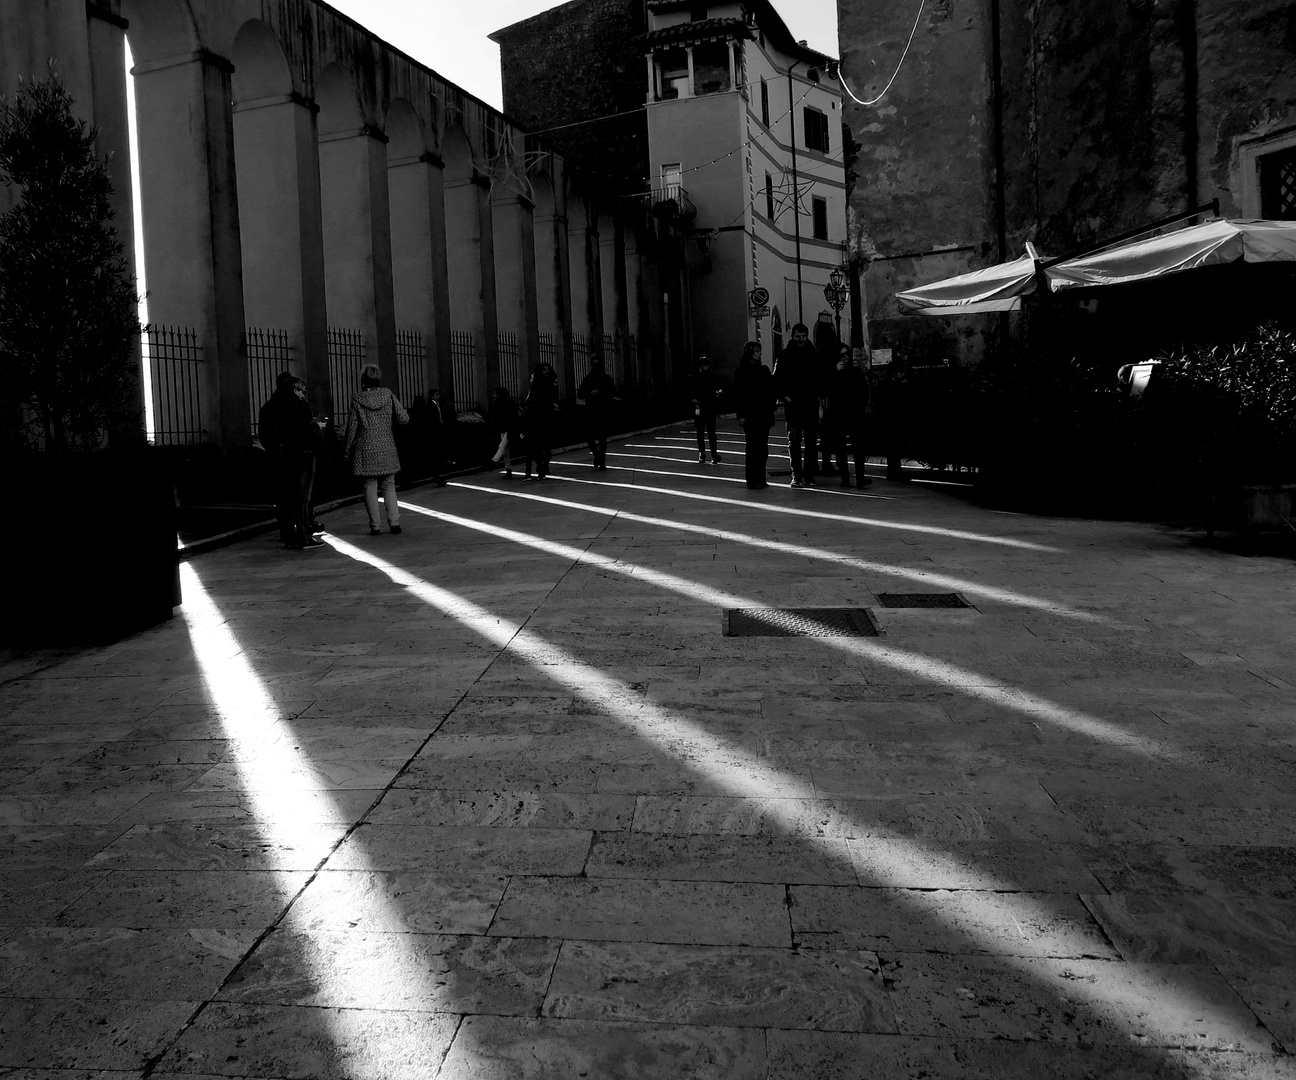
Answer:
[{"xmin": 644, "ymin": 182, "xmax": 697, "ymax": 224}]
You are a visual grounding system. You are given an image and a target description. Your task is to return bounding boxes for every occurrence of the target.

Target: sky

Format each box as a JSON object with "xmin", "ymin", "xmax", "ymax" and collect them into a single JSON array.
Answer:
[{"xmin": 325, "ymin": 0, "xmax": 839, "ymax": 111}]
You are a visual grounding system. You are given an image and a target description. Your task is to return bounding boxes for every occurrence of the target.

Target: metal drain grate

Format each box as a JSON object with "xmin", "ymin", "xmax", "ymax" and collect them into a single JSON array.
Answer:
[
  {"xmin": 877, "ymin": 592, "xmax": 970, "ymax": 609},
  {"xmin": 723, "ymin": 607, "xmax": 881, "ymax": 637}
]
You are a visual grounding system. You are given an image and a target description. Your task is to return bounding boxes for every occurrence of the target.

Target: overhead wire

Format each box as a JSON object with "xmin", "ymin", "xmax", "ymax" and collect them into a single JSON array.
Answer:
[{"xmin": 837, "ymin": 0, "xmax": 927, "ymax": 107}]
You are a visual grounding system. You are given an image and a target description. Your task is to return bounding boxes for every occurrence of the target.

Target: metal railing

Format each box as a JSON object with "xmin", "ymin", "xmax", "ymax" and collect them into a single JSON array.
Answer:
[
  {"xmin": 498, "ymin": 331, "xmax": 523, "ymax": 399},
  {"xmin": 246, "ymin": 327, "xmax": 292, "ymax": 434},
  {"xmin": 570, "ymin": 332, "xmax": 589, "ymax": 393},
  {"xmin": 327, "ymin": 327, "xmax": 364, "ymax": 425},
  {"xmin": 145, "ymin": 324, "xmax": 205, "ymax": 445},
  {"xmin": 396, "ymin": 329, "xmax": 426, "ymax": 405},
  {"xmin": 451, "ymin": 330, "xmax": 477, "ymax": 415}
]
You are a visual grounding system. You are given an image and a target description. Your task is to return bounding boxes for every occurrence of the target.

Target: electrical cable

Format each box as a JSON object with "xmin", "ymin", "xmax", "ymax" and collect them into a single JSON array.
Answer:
[{"xmin": 837, "ymin": 0, "xmax": 927, "ymax": 107}]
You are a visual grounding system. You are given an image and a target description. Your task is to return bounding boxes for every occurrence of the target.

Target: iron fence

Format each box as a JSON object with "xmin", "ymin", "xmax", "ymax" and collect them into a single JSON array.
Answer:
[
  {"xmin": 498, "ymin": 331, "xmax": 522, "ymax": 399},
  {"xmin": 627, "ymin": 333, "xmax": 640, "ymax": 392},
  {"xmin": 145, "ymin": 324, "xmax": 205, "ymax": 445},
  {"xmin": 246, "ymin": 327, "xmax": 292, "ymax": 434},
  {"xmin": 451, "ymin": 330, "xmax": 477, "ymax": 415},
  {"xmin": 396, "ymin": 329, "xmax": 426, "ymax": 405},
  {"xmin": 327, "ymin": 327, "xmax": 364, "ymax": 425},
  {"xmin": 570, "ymin": 332, "xmax": 589, "ymax": 394}
]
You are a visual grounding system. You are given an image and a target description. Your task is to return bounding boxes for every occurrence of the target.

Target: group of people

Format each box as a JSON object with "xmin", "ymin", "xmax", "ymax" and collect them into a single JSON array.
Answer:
[
  {"xmin": 490, "ymin": 356, "xmax": 618, "ymax": 476},
  {"xmin": 259, "ymin": 328, "xmax": 872, "ymax": 553},
  {"xmin": 733, "ymin": 322, "xmax": 873, "ymax": 491}
]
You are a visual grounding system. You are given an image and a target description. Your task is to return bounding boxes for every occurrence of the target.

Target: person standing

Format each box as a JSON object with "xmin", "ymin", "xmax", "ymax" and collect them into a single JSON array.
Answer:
[
  {"xmin": 258, "ymin": 372, "xmax": 324, "ymax": 550},
  {"xmin": 343, "ymin": 364, "xmax": 409, "ymax": 535},
  {"xmin": 733, "ymin": 340, "xmax": 774, "ymax": 490},
  {"xmin": 578, "ymin": 356, "xmax": 616, "ymax": 469},
  {"xmin": 773, "ymin": 322, "xmax": 822, "ymax": 486},
  {"xmin": 489, "ymin": 386, "xmax": 521, "ymax": 478},
  {"xmin": 826, "ymin": 344, "xmax": 874, "ymax": 488},
  {"xmin": 524, "ymin": 362, "xmax": 559, "ymax": 480},
  {"xmin": 690, "ymin": 356, "xmax": 724, "ymax": 464}
]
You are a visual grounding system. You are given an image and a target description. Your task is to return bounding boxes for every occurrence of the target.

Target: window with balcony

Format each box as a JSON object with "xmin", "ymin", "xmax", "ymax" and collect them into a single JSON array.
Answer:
[
  {"xmin": 804, "ymin": 107, "xmax": 830, "ymax": 154},
  {"xmin": 812, "ymin": 196, "xmax": 828, "ymax": 240},
  {"xmin": 661, "ymin": 163, "xmax": 682, "ymax": 201}
]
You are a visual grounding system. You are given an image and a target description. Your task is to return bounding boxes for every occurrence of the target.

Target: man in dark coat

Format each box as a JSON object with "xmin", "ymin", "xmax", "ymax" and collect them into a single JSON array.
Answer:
[
  {"xmin": 690, "ymin": 356, "xmax": 725, "ymax": 464},
  {"xmin": 577, "ymin": 357, "xmax": 617, "ymax": 469},
  {"xmin": 259, "ymin": 372, "xmax": 323, "ymax": 549},
  {"xmin": 733, "ymin": 341, "xmax": 775, "ymax": 489},
  {"xmin": 524, "ymin": 362, "xmax": 560, "ymax": 480},
  {"xmin": 826, "ymin": 345, "xmax": 874, "ymax": 488},
  {"xmin": 772, "ymin": 322, "xmax": 823, "ymax": 486}
]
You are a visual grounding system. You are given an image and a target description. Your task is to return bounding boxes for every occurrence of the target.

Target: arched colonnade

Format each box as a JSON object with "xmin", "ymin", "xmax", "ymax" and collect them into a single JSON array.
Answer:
[{"xmin": 2, "ymin": 0, "xmax": 685, "ymax": 448}]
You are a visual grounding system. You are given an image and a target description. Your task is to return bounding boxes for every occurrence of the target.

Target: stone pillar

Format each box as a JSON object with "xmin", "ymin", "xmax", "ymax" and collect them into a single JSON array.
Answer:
[
  {"xmin": 388, "ymin": 150, "xmax": 453, "ymax": 403},
  {"xmin": 585, "ymin": 208, "xmax": 605, "ymax": 364},
  {"xmin": 131, "ymin": 49, "xmax": 249, "ymax": 450},
  {"xmin": 611, "ymin": 214, "xmax": 632, "ymax": 389},
  {"xmin": 493, "ymin": 193, "xmax": 541, "ymax": 387},
  {"xmin": 535, "ymin": 179, "xmax": 575, "ymax": 402},
  {"xmin": 233, "ymin": 92, "xmax": 329, "ymax": 415},
  {"xmin": 319, "ymin": 125, "xmax": 398, "ymax": 381}
]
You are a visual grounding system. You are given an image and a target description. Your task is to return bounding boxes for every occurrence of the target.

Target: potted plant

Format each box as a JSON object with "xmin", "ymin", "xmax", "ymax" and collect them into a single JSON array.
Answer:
[{"xmin": 0, "ymin": 69, "xmax": 178, "ymax": 644}]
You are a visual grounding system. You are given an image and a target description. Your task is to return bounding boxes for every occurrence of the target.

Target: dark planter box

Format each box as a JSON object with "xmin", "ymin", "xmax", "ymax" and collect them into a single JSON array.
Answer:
[{"xmin": 1, "ymin": 453, "xmax": 179, "ymax": 645}]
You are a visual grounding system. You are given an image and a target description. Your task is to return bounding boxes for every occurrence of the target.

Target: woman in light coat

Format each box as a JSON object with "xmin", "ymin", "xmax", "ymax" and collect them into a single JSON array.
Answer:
[{"xmin": 343, "ymin": 364, "xmax": 409, "ymax": 535}]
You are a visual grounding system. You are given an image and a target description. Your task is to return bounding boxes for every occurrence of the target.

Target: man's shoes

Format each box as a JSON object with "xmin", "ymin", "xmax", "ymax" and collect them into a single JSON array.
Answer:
[
  {"xmin": 711, "ymin": 454, "xmax": 722, "ymax": 464},
  {"xmin": 790, "ymin": 478, "xmax": 805, "ymax": 488},
  {"xmin": 287, "ymin": 536, "xmax": 324, "ymax": 550},
  {"xmin": 309, "ymin": 521, "xmax": 325, "ymax": 534},
  {"xmin": 699, "ymin": 453, "xmax": 707, "ymax": 464},
  {"xmin": 369, "ymin": 527, "xmax": 382, "ymax": 537},
  {"xmin": 390, "ymin": 524, "xmax": 402, "ymax": 535}
]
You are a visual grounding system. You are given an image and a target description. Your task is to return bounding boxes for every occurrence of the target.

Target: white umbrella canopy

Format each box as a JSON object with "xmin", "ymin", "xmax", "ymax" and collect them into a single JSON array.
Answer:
[
  {"xmin": 1046, "ymin": 218, "xmax": 1296, "ymax": 292},
  {"xmin": 895, "ymin": 253, "xmax": 1042, "ymax": 315}
]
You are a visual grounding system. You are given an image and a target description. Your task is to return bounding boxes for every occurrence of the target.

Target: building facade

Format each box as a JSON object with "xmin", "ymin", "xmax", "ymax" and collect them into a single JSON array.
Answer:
[
  {"xmin": 495, "ymin": 0, "xmax": 850, "ymax": 383},
  {"xmin": 838, "ymin": 0, "xmax": 1296, "ymax": 368},
  {"xmin": 1, "ymin": 0, "xmax": 683, "ymax": 452}
]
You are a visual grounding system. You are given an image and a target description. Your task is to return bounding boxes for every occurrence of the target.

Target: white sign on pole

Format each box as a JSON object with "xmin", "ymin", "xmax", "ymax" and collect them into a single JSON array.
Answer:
[{"xmin": 872, "ymin": 348, "xmax": 893, "ymax": 366}]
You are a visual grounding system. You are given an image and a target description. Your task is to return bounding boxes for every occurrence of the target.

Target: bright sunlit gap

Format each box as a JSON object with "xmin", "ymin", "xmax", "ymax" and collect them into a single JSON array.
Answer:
[
  {"xmin": 449, "ymin": 481, "xmax": 1107, "ymax": 624},
  {"xmin": 323, "ymin": 535, "xmax": 1229, "ymax": 1069},
  {"xmin": 400, "ymin": 502, "xmax": 1170, "ymax": 758},
  {"xmin": 123, "ymin": 38, "xmax": 153, "ymax": 437},
  {"xmin": 539, "ymin": 474, "xmax": 1058, "ymax": 551}
]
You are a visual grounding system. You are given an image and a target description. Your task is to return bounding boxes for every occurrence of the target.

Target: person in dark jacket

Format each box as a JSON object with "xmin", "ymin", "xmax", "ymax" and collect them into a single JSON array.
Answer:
[
  {"xmin": 772, "ymin": 322, "xmax": 822, "ymax": 486},
  {"xmin": 732, "ymin": 340, "xmax": 775, "ymax": 490},
  {"xmin": 690, "ymin": 356, "xmax": 725, "ymax": 464},
  {"xmin": 523, "ymin": 362, "xmax": 560, "ymax": 480},
  {"xmin": 826, "ymin": 344, "xmax": 874, "ymax": 488},
  {"xmin": 577, "ymin": 357, "xmax": 616, "ymax": 469},
  {"xmin": 259, "ymin": 372, "xmax": 324, "ymax": 550},
  {"xmin": 489, "ymin": 386, "xmax": 521, "ymax": 478}
]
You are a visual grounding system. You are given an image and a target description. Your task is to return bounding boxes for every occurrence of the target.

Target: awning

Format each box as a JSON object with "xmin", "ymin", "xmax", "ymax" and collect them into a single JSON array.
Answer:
[
  {"xmin": 895, "ymin": 253, "xmax": 1042, "ymax": 315},
  {"xmin": 1046, "ymin": 219, "xmax": 1296, "ymax": 292}
]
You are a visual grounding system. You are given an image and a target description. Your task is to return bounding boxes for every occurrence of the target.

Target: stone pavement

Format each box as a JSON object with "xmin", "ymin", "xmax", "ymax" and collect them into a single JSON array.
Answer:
[{"xmin": 2, "ymin": 421, "xmax": 1295, "ymax": 1079}]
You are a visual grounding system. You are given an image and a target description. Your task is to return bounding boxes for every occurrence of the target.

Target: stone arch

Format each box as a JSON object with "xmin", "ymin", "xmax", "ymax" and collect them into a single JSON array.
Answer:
[
  {"xmin": 316, "ymin": 62, "xmax": 364, "ymax": 138},
  {"xmin": 442, "ymin": 122, "xmax": 495, "ymax": 411},
  {"xmin": 119, "ymin": 0, "xmax": 201, "ymax": 63},
  {"xmin": 231, "ymin": 20, "xmax": 292, "ymax": 102},
  {"xmin": 385, "ymin": 96, "xmax": 427, "ymax": 161}
]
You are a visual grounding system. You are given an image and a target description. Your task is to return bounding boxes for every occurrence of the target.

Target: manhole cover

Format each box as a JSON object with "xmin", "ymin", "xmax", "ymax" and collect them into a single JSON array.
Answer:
[
  {"xmin": 723, "ymin": 607, "xmax": 881, "ymax": 637},
  {"xmin": 877, "ymin": 592, "xmax": 970, "ymax": 609}
]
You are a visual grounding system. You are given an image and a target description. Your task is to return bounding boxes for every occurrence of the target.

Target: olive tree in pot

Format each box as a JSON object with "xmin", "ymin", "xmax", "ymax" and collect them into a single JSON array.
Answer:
[
  {"xmin": 1147, "ymin": 324, "xmax": 1296, "ymax": 533},
  {"xmin": 0, "ymin": 70, "xmax": 178, "ymax": 645}
]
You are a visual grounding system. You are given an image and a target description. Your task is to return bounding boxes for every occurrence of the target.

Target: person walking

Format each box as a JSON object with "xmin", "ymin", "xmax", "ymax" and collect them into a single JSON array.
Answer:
[
  {"xmin": 773, "ymin": 322, "xmax": 823, "ymax": 486},
  {"xmin": 489, "ymin": 386, "xmax": 521, "ymax": 478},
  {"xmin": 523, "ymin": 361, "xmax": 559, "ymax": 480},
  {"xmin": 732, "ymin": 340, "xmax": 774, "ymax": 490},
  {"xmin": 577, "ymin": 356, "xmax": 616, "ymax": 469},
  {"xmin": 690, "ymin": 356, "xmax": 725, "ymax": 464},
  {"xmin": 259, "ymin": 372, "xmax": 325, "ymax": 550},
  {"xmin": 343, "ymin": 364, "xmax": 409, "ymax": 535},
  {"xmin": 826, "ymin": 344, "xmax": 874, "ymax": 488}
]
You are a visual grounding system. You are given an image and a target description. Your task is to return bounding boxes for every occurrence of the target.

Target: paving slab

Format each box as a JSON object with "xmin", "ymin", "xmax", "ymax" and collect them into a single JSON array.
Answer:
[{"xmin": 3, "ymin": 423, "xmax": 1293, "ymax": 1077}]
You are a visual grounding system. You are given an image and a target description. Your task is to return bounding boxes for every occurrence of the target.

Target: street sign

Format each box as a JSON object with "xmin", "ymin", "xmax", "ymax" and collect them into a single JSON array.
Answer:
[
  {"xmin": 750, "ymin": 305, "xmax": 770, "ymax": 319},
  {"xmin": 748, "ymin": 286, "xmax": 770, "ymax": 309},
  {"xmin": 872, "ymin": 348, "xmax": 893, "ymax": 366}
]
